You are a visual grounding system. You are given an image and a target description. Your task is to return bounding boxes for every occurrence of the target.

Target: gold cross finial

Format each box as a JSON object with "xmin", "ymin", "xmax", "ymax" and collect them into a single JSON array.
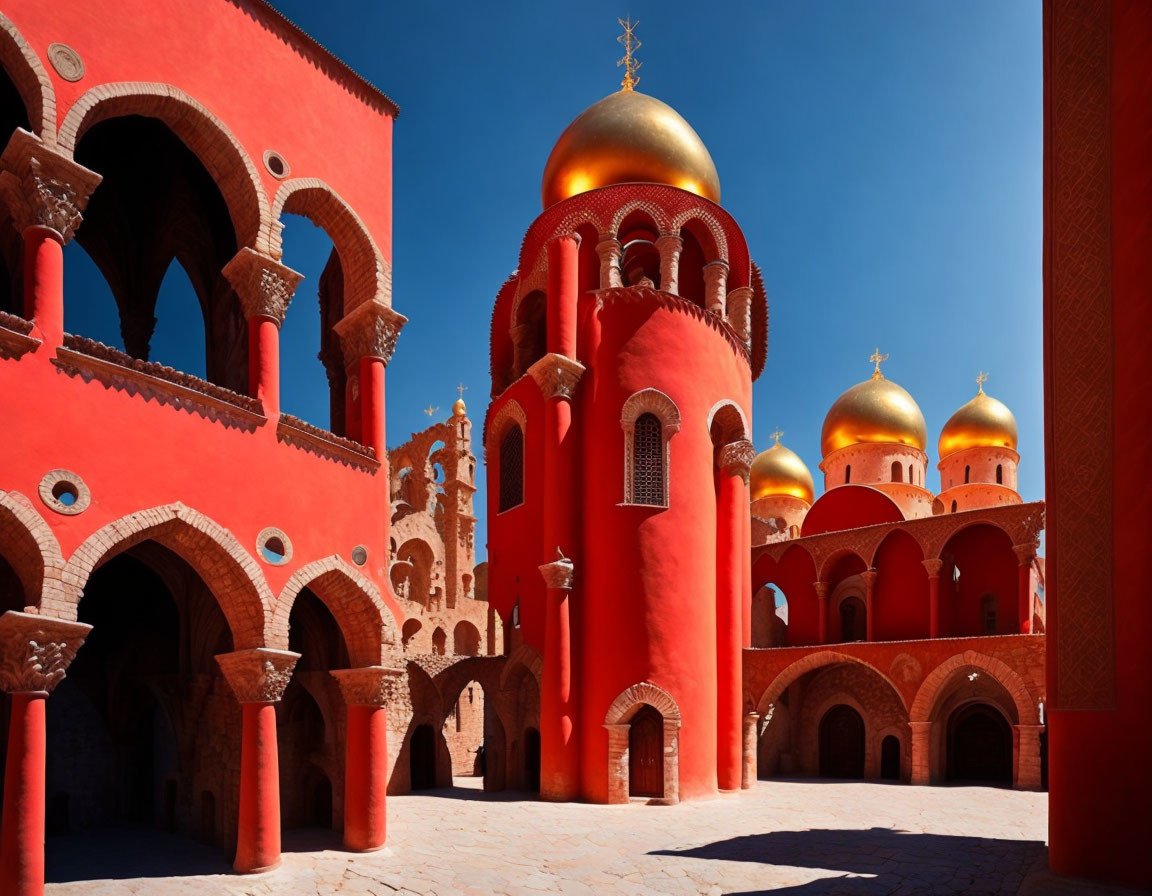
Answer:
[
  {"xmin": 617, "ymin": 16, "xmax": 642, "ymax": 91},
  {"xmin": 976, "ymin": 371, "xmax": 988, "ymax": 394},
  {"xmin": 770, "ymin": 428, "xmax": 784, "ymax": 445},
  {"xmin": 424, "ymin": 405, "xmax": 439, "ymax": 417},
  {"xmin": 869, "ymin": 347, "xmax": 889, "ymax": 379},
  {"xmin": 457, "ymin": 382, "xmax": 468, "ymax": 400}
]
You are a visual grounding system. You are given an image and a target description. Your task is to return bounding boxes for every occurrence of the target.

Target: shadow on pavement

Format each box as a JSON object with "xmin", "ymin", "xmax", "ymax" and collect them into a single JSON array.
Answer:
[{"xmin": 45, "ymin": 826, "xmax": 231, "ymax": 882}]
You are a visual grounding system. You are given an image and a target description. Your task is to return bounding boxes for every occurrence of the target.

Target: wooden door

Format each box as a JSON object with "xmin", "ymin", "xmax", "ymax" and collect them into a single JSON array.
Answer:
[{"xmin": 629, "ymin": 705, "xmax": 664, "ymax": 798}]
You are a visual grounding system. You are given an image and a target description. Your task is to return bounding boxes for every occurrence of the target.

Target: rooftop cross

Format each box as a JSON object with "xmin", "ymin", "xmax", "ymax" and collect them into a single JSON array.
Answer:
[
  {"xmin": 424, "ymin": 405, "xmax": 438, "ymax": 417},
  {"xmin": 617, "ymin": 16, "xmax": 642, "ymax": 91},
  {"xmin": 457, "ymin": 382, "xmax": 468, "ymax": 400},
  {"xmin": 869, "ymin": 347, "xmax": 889, "ymax": 379},
  {"xmin": 976, "ymin": 371, "xmax": 989, "ymax": 394},
  {"xmin": 770, "ymin": 428, "xmax": 784, "ymax": 445}
]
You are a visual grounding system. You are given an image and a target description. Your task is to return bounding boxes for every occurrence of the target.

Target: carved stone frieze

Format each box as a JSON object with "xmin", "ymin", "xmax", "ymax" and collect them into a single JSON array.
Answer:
[
  {"xmin": 216, "ymin": 648, "xmax": 300, "ymax": 704},
  {"xmin": 334, "ymin": 300, "xmax": 407, "ymax": 367},
  {"xmin": 0, "ymin": 130, "xmax": 102, "ymax": 241},
  {"xmin": 222, "ymin": 247, "xmax": 303, "ymax": 325},
  {"xmin": 331, "ymin": 665, "xmax": 406, "ymax": 707},
  {"xmin": 528, "ymin": 352, "xmax": 586, "ymax": 400},
  {"xmin": 0, "ymin": 612, "xmax": 92, "ymax": 694},
  {"xmin": 718, "ymin": 439, "xmax": 755, "ymax": 483}
]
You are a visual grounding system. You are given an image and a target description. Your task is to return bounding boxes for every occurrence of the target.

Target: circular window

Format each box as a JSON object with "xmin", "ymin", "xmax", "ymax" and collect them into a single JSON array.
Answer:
[
  {"xmin": 256, "ymin": 527, "xmax": 292, "ymax": 565},
  {"xmin": 263, "ymin": 150, "xmax": 290, "ymax": 179},
  {"xmin": 39, "ymin": 470, "xmax": 91, "ymax": 515},
  {"xmin": 351, "ymin": 545, "xmax": 368, "ymax": 567}
]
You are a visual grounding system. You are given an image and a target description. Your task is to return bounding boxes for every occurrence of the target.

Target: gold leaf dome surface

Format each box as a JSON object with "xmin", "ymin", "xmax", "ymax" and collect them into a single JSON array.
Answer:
[
  {"xmin": 938, "ymin": 390, "xmax": 1018, "ymax": 457},
  {"xmin": 540, "ymin": 89, "xmax": 721, "ymax": 208},
  {"xmin": 751, "ymin": 442, "xmax": 815, "ymax": 504},
  {"xmin": 821, "ymin": 373, "xmax": 927, "ymax": 458}
]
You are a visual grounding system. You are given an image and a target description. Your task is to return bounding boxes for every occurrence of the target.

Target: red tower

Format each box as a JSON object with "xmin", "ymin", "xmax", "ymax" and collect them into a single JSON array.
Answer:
[{"xmin": 485, "ymin": 68, "xmax": 768, "ymax": 803}]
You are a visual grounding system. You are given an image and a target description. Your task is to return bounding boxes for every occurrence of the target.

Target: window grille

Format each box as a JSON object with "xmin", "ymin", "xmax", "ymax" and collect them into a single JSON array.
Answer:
[
  {"xmin": 499, "ymin": 426, "xmax": 524, "ymax": 511},
  {"xmin": 632, "ymin": 413, "xmax": 664, "ymax": 505}
]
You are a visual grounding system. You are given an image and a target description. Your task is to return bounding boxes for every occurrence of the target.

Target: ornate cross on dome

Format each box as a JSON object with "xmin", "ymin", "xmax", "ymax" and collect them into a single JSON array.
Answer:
[
  {"xmin": 617, "ymin": 16, "xmax": 642, "ymax": 91},
  {"xmin": 976, "ymin": 371, "xmax": 989, "ymax": 393},
  {"xmin": 869, "ymin": 347, "xmax": 889, "ymax": 378},
  {"xmin": 457, "ymin": 382, "xmax": 468, "ymax": 400},
  {"xmin": 770, "ymin": 428, "xmax": 784, "ymax": 445}
]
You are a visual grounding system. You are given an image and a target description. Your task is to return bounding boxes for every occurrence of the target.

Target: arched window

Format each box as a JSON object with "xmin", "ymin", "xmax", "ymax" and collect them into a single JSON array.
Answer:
[
  {"xmin": 840, "ymin": 596, "xmax": 866, "ymax": 642},
  {"xmin": 964, "ymin": 465, "xmax": 971, "ymax": 484},
  {"xmin": 891, "ymin": 461, "xmax": 903, "ymax": 483},
  {"xmin": 499, "ymin": 426, "xmax": 524, "ymax": 511},
  {"xmin": 908, "ymin": 464, "xmax": 915, "ymax": 484},
  {"xmin": 621, "ymin": 389, "xmax": 680, "ymax": 506},
  {"xmin": 996, "ymin": 464, "xmax": 1004, "ymax": 484},
  {"xmin": 981, "ymin": 593, "xmax": 997, "ymax": 634},
  {"xmin": 845, "ymin": 465, "xmax": 852, "ymax": 484},
  {"xmin": 951, "ymin": 500, "xmax": 958, "ymax": 513}
]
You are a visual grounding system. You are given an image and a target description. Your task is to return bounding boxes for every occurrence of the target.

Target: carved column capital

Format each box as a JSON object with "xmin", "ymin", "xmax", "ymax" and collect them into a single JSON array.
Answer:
[
  {"xmin": 222, "ymin": 247, "xmax": 303, "ymax": 325},
  {"xmin": 717, "ymin": 439, "xmax": 755, "ymax": 483},
  {"xmin": 539, "ymin": 550, "xmax": 575, "ymax": 590},
  {"xmin": 331, "ymin": 665, "xmax": 406, "ymax": 707},
  {"xmin": 334, "ymin": 300, "xmax": 408, "ymax": 368},
  {"xmin": 0, "ymin": 611, "xmax": 92, "ymax": 694},
  {"xmin": 528, "ymin": 352, "xmax": 586, "ymax": 400},
  {"xmin": 725, "ymin": 285, "xmax": 753, "ymax": 347},
  {"xmin": 1013, "ymin": 542, "xmax": 1038, "ymax": 566},
  {"xmin": 0, "ymin": 130, "xmax": 102, "ymax": 242},
  {"xmin": 595, "ymin": 237, "xmax": 623, "ymax": 288},
  {"xmin": 703, "ymin": 260, "xmax": 730, "ymax": 316},
  {"xmin": 860, "ymin": 569, "xmax": 878, "ymax": 593},
  {"xmin": 216, "ymin": 648, "xmax": 300, "ymax": 704},
  {"xmin": 922, "ymin": 558, "xmax": 944, "ymax": 578},
  {"xmin": 814, "ymin": 581, "xmax": 829, "ymax": 601}
]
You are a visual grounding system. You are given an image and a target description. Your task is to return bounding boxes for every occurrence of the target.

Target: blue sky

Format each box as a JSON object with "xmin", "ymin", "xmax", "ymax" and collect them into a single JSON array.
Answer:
[{"xmin": 63, "ymin": 1, "xmax": 1043, "ymax": 559}]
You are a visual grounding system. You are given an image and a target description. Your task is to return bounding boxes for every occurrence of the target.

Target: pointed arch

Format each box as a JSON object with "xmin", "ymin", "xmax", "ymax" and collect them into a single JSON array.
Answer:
[
  {"xmin": 0, "ymin": 489, "xmax": 66, "ymax": 608},
  {"xmin": 910, "ymin": 650, "xmax": 1039, "ymax": 726},
  {"xmin": 0, "ymin": 12, "xmax": 56, "ymax": 143},
  {"xmin": 273, "ymin": 555, "xmax": 400, "ymax": 665},
  {"xmin": 61, "ymin": 503, "xmax": 271, "ymax": 648},
  {"xmin": 57, "ymin": 82, "xmax": 270, "ymax": 250}
]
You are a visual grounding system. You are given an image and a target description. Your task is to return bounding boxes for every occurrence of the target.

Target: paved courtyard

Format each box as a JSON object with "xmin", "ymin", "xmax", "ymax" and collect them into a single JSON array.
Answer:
[{"xmin": 43, "ymin": 779, "xmax": 1141, "ymax": 896}]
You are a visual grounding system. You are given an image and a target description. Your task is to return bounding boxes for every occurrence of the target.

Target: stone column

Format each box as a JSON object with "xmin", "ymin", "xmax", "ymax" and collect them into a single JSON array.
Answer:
[
  {"xmin": 222, "ymin": 248, "xmax": 303, "ymax": 415},
  {"xmin": 814, "ymin": 581, "xmax": 830, "ymax": 645},
  {"xmin": 1015, "ymin": 723, "xmax": 1044, "ymax": 790},
  {"xmin": 216, "ymin": 648, "xmax": 299, "ymax": 873},
  {"xmin": 546, "ymin": 234, "xmax": 579, "ymax": 358},
  {"xmin": 1012, "ymin": 543, "xmax": 1037, "ymax": 633},
  {"xmin": 861, "ymin": 569, "xmax": 878, "ymax": 642},
  {"xmin": 334, "ymin": 300, "xmax": 407, "ymax": 453},
  {"xmin": 0, "ymin": 131, "xmax": 101, "ymax": 351},
  {"xmin": 716, "ymin": 439, "xmax": 754, "ymax": 791},
  {"xmin": 922, "ymin": 559, "xmax": 944, "ymax": 638},
  {"xmin": 331, "ymin": 666, "xmax": 405, "ymax": 851},
  {"xmin": 595, "ymin": 237, "xmax": 622, "ymax": 289},
  {"xmin": 910, "ymin": 720, "xmax": 932, "ymax": 785},
  {"xmin": 655, "ymin": 233, "xmax": 683, "ymax": 295},
  {"xmin": 538, "ymin": 553, "xmax": 577, "ymax": 801},
  {"xmin": 0, "ymin": 611, "xmax": 91, "ymax": 896},
  {"xmin": 703, "ymin": 260, "xmax": 729, "ymax": 316},
  {"xmin": 725, "ymin": 286, "xmax": 753, "ymax": 346},
  {"xmin": 741, "ymin": 711, "xmax": 760, "ymax": 790}
]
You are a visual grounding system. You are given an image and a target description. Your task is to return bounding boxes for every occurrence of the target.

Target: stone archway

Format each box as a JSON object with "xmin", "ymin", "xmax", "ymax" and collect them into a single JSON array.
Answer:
[{"xmin": 603, "ymin": 682, "xmax": 682, "ymax": 805}]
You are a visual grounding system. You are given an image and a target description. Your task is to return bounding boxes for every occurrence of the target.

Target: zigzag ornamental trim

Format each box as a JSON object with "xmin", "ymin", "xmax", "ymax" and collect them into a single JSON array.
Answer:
[
  {"xmin": 276, "ymin": 414, "xmax": 379, "ymax": 472},
  {"xmin": 0, "ymin": 612, "xmax": 92, "ymax": 694},
  {"xmin": 216, "ymin": 648, "xmax": 300, "ymax": 704}
]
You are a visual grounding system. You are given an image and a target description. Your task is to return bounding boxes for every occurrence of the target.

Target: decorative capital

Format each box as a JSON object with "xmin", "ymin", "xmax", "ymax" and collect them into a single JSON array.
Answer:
[
  {"xmin": 718, "ymin": 439, "xmax": 755, "ymax": 483},
  {"xmin": 654, "ymin": 232, "xmax": 683, "ymax": 251},
  {"xmin": 334, "ymin": 299, "xmax": 408, "ymax": 367},
  {"xmin": 539, "ymin": 548, "xmax": 575, "ymax": 590},
  {"xmin": 1013, "ymin": 542, "xmax": 1038, "ymax": 566},
  {"xmin": 813, "ymin": 581, "xmax": 829, "ymax": 600},
  {"xmin": 216, "ymin": 648, "xmax": 300, "ymax": 704},
  {"xmin": 0, "ymin": 130, "xmax": 102, "ymax": 242},
  {"xmin": 922, "ymin": 558, "xmax": 944, "ymax": 578},
  {"xmin": 528, "ymin": 352, "xmax": 586, "ymax": 400},
  {"xmin": 331, "ymin": 665, "xmax": 406, "ymax": 707},
  {"xmin": 860, "ymin": 569, "xmax": 878, "ymax": 592},
  {"xmin": 0, "ymin": 612, "xmax": 92, "ymax": 694},
  {"xmin": 222, "ymin": 247, "xmax": 303, "ymax": 325},
  {"xmin": 595, "ymin": 237, "xmax": 622, "ymax": 257}
]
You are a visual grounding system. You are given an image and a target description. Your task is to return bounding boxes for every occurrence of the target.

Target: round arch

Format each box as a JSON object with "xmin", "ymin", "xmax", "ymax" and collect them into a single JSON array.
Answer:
[
  {"xmin": 706, "ymin": 399, "xmax": 750, "ymax": 444},
  {"xmin": 57, "ymin": 82, "xmax": 270, "ymax": 250},
  {"xmin": 671, "ymin": 210, "xmax": 728, "ymax": 262},
  {"xmin": 910, "ymin": 650, "xmax": 1039, "ymax": 726},
  {"xmin": 603, "ymin": 681, "xmax": 682, "ymax": 805},
  {"xmin": 0, "ymin": 12, "xmax": 55, "ymax": 143},
  {"xmin": 0, "ymin": 489, "xmax": 66, "ymax": 608},
  {"xmin": 272, "ymin": 555, "xmax": 400, "ymax": 665},
  {"xmin": 754, "ymin": 650, "xmax": 908, "ymax": 719},
  {"xmin": 61, "ymin": 502, "xmax": 271, "ymax": 649}
]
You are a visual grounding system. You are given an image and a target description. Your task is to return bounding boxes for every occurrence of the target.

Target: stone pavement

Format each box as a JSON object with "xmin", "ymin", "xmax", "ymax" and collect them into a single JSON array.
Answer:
[{"xmin": 44, "ymin": 779, "xmax": 1145, "ymax": 896}]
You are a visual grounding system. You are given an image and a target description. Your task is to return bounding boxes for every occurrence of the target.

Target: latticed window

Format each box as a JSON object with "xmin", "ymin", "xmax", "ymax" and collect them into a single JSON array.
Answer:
[
  {"xmin": 632, "ymin": 413, "xmax": 664, "ymax": 505},
  {"xmin": 499, "ymin": 426, "xmax": 524, "ymax": 511}
]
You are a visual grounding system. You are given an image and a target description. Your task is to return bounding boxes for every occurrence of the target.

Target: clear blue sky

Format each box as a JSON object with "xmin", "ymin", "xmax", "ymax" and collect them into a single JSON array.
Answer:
[{"xmin": 63, "ymin": 1, "xmax": 1043, "ymax": 560}]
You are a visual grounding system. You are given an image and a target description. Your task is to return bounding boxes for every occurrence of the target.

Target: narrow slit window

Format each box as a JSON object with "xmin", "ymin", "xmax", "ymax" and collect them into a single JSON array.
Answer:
[
  {"xmin": 499, "ymin": 426, "xmax": 524, "ymax": 511},
  {"xmin": 632, "ymin": 413, "xmax": 665, "ymax": 505}
]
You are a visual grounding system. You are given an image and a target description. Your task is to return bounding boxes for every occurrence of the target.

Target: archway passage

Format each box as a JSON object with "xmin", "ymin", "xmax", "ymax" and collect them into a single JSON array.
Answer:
[
  {"xmin": 443, "ymin": 680, "xmax": 486, "ymax": 780},
  {"xmin": 947, "ymin": 704, "xmax": 1012, "ymax": 785},
  {"xmin": 523, "ymin": 727, "xmax": 541, "ymax": 793},
  {"xmin": 819, "ymin": 705, "xmax": 865, "ymax": 779},
  {"xmin": 628, "ymin": 705, "xmax": 664, "ymax": 798},
  {"xmin": 410, "ymin": 724, "xmax": 436, "ymax": 791},
  {"xmin": 881, "ymin": 735, "xmax": 901, "ymax": 781}
]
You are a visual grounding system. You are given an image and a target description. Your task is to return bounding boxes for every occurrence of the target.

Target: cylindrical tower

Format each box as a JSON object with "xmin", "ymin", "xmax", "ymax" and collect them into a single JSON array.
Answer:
[
  {"xmin": 818, "ymin": 354, "xmax": 934, "ymax": 518},
  {"xmin": 750, "ymin": 432, "xmax": 814, "ymax": 542},
  {"xmin": 936, "ymin": 375, "xmax": 1021, "ymax": 513},
  {"xmin": 485, "ymin": 78, "xmax": 767, "ymax": 804}
]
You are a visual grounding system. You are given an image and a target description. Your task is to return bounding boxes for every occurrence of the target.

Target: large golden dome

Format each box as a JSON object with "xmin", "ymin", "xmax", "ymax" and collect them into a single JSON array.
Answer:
[
  {"xmin": 540, "ymin": 89, "xmax": 721, "ymax": 208},
  {"xmin": 821, "ymin": 366, "xmax": 927, "ymax": 458},
  {"xmin": 751, "ymin": 439, "xmax": 815, "ymax": 504},
  {"xmin": 938, "ymin": 384, "xmax": 1018, "ymax": 457}
]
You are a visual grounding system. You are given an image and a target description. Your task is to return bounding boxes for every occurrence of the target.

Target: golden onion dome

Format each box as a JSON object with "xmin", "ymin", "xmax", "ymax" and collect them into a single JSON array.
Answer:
[
  {"xmin": 938, "ymin": 381, "xmax": 1018, "ymax": 457},
  {"xmin": 540, "ymin": 89, "xmax": 721, "ymax": 208},
  {"xmin": 821, "ymin": 357, "xmax": 927, "ymax": 457},
  {"xmin": 452, "ymin": 398, "xmax": 467, "ymax": 417},
  {"xmin": 751, "ymin": 437, "xmax": 815, "ymax": 504}
]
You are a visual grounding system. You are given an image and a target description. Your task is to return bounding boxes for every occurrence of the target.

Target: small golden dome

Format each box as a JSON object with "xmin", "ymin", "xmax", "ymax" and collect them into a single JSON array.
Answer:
[
  {"xmin": 938, "ymin": 385, "xmax": 1017, "ymax": 457},
  {"xmin": 751, "ymin": 439, "xmax": 815, "ymax": 504},
  {"xmin": 452, "ymin": 398, "xmax": 467, "ymax": 417},
  {"xmin": 540, "ymin": 89, "xmax": 720, "ymax": 208},
  {"xmin": 821, "ymin": 366, "xmax": 927, "ymax": 458}
]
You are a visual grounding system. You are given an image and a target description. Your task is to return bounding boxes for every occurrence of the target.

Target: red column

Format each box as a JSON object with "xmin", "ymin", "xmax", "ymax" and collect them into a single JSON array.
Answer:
[
  {"xmin": 1013, "ymin": 544, "xmax": 1035, "ymax": 634},
  {"xmin": 546, "ymin": 234, "xmax": 579, "ymax": 358},
  {"xmin": 923, "ymin": 559, "xmax": 943, "ymax": 638},
  {"xmin": 23, "ymin": 226, "xmax": 64, "ymax": 348},
  {"xmin": 359, "ymin": 356, "xmax": 387, "ymax": 453},
  {"xmin": 815, "ymin": 581, "xmax": 830, "ymax": 645},
  {"xmin": 248, "ymin": 316, "xmax": 280, "ymax": 414},
  {"xmin": 861, "ymin": 570, "xmax": 877, "ymax": 642},
  {"xmin": 0, "ymin": 693, "xmax": 46, "ymax": 896},
  {"xmin": 716, "ymin": 441, "xmax": 752, "ymax": 791}
]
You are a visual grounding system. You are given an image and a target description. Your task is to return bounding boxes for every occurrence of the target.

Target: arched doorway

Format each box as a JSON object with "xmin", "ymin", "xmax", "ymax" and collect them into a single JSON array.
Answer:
[
  {"xmin": 839, "ymin": 596, "xmax": 866, "ymax": 642},
  {"xmin": 410, "ymin": 724, "xmax": 436, "ymax": 791},
  {"xmin": 628, "ymin": 705, "xmax": 664, "ymax": 798},
  {"xmin": 880, "ymin": 735, "xmax": 901, "ymax": 780},
  {"xmin": 819, "ymin": 705, "xmax": 865, "ymax": 778},
  {"xmin": 523, "ymin": 727, "xmax": 541, "ymax": 792},
  {"xmin": 947, "ymin": 703, "xmax": 1012, "ymax": 784}
]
